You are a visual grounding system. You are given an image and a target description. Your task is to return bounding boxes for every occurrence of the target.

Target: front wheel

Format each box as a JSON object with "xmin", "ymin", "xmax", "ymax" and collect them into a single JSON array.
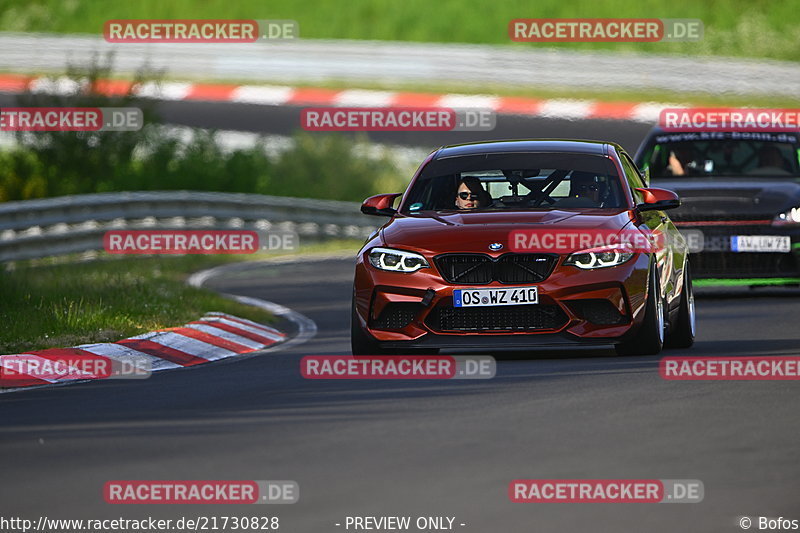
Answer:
[
  {"xmin": 350, "ymin": 297, "xmax": 439, "ymax": 355},
  {"xmin": 665, "ymin": 260, "xmax": 696, "ymax": 349},
  {"xmin": 615, "ymin": 264, "xmax": 666, "ymax": 356}
]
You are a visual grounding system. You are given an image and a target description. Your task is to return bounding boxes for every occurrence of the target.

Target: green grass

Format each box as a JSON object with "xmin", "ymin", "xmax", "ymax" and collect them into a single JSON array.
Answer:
[
  {"xmin": 0, "ymin": 0, "xmax": 798, "ymax": 61},
  {"xmin": 694, "ymin": 278, "xmax": 800, "ymax": 287},
  {"xmin": 0, "ymin": 239, "xmax": 362, "ymax": 354}
]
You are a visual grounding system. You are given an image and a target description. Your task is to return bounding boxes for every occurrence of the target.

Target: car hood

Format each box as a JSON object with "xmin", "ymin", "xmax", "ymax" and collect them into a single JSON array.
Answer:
[
  {"xmin": 651, "ymin": 178, "xmax": 800, "ymax": 220},
  {"xmin": 381, "ymin": 209, "xmax": 633, "ymax": 254}
]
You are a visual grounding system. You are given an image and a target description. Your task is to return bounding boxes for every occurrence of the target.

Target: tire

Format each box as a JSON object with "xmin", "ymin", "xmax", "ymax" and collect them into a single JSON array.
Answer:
[
  {"xmin": 350, "ymin": 297, "xmax": 439, "ymax": 355},
  {"xmin": 665, "ymin": 260, "xmax": 696, "ymax": 349},
  {"xmin": 351, "ymin": 297, "xmax": 393, "ymax": 355},
  {"xmin": 615, "ymin": 264, "xmax": 666, "ymax": 356}
]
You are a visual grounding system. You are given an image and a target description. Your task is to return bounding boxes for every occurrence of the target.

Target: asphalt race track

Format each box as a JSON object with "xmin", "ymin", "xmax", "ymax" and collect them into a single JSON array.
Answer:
[
  {"xmin": 1, "ymin": 101, "xmax": 798, "ymax": 531},
  {"xmin": 150, "ymin": 101, "xmax": 655, "ymax": 152},
  {"xmin": 0, "ymin": 94, "xmax": 654, "ymax": 152},
  {"xmin": 1, "ymin": 256, "xmax": 799, "ymax": 532}
]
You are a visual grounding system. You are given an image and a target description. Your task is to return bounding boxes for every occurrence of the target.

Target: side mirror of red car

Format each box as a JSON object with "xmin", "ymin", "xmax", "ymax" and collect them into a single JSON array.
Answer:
[
  {"xmin": 635, "ymin": 187, "xmax": 681, "ymax": 212},
  {"xmin": 361, "ymin": 193, "xmax": 402, "ymax": 216}
]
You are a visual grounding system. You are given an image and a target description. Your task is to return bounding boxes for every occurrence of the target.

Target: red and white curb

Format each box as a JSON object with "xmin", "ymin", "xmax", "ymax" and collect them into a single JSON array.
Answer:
[
  {"xmin": 0, "ymin": 312, "xmax": 286, "ymax": 390},
  {"xmin": 0, "ymin": 73, "xmax": 676, "ymax": 123}
]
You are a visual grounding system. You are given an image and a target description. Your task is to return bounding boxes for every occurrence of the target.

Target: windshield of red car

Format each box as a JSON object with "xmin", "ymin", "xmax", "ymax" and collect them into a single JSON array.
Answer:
[{"xmin": 401, "ymin": 151, "xmax": 625, "ymax": 213}]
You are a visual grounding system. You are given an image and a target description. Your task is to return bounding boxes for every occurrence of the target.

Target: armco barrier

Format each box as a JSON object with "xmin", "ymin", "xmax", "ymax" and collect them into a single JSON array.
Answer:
[
  {"xmin": 0, "ymin": 191, "xmax": 380, "ymax": 261},
  {"xmin": 0, "ymin": 33, "xmax": 797, "ymax": 97}
]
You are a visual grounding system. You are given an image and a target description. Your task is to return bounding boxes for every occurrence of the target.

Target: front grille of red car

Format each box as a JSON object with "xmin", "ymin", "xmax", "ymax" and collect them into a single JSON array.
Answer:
[
  {"xmin": 434, "ymin": 253, "xmax": 557, "ymax": 284},
  {"xmin": 425, "ymin": 304, "xmax": 568, "ymax": 332}
]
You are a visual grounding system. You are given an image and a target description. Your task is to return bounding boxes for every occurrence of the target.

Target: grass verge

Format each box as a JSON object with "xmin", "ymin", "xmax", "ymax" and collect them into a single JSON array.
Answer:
[
  {"xmin": 0, "ymin": 239, "xmax": 362, "ymax": 354},
  {"xmin": 0, "ymin": 0, "xmax": 798, "ymax": 62}
]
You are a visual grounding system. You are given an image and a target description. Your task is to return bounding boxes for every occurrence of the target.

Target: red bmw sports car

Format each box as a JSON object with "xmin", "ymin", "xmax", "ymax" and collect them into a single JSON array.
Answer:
[{"xmin": 352, "ymin": 140, "xmax": 695, "ymax": 356}]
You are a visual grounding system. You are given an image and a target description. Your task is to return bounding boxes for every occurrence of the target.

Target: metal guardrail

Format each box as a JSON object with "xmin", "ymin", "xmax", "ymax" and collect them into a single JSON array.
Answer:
[
  {"xmin": 0, "ymin": 191, "xmax": 380, "ymax": 261},
  {"xmin": 0, "ymin": 32, "xmax": 798, "ymax": 97}
]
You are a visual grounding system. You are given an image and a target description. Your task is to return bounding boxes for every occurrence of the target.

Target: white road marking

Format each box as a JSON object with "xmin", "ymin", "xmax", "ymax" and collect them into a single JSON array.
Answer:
[
  {"xmin": 231, "ymin": 85, "xmax": 294, "ymax": 105},
  {"xmin": 200, "ymin": 316, "xmax": 285, "ymax": 341},
  {"xmin": 436, "ymin": 94, "xmax": 500, "ymax": 110},
  {"xmin": 134, "ymin": 81, "xmax": 193, "ymax": 100},
  {"xmin": 334, "ymin": 89, "xmax": 396, "ymax": 107},
  {"xmin": 77, "ymin": 342, "xmax": 180, "ymax": 371},
  {"xmin": 537, "ymin": 99, "xmax": 594, "ymax": 120},
  {"xmin": 184, "ymin": 323, "xmax": 265, "ymax": 350},
  {"xmin": 125, "ymin": 331, "xmax": 234, "ymax": 360}
]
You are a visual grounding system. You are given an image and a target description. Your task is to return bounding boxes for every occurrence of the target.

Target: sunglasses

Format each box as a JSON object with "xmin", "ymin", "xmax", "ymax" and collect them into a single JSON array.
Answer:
[{"xmin": 458, "ymin": 192, "xmax": 479, "ymax": 200}]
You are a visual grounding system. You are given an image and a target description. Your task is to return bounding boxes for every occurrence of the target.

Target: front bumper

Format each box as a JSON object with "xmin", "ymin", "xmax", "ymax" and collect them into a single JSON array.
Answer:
[
  {"xmin": 676, "ymin": 222, "xmax": 800, "ymax": 281},
  {"xmin": 354, "ymin": 251, "xmax": 652, "ymax": 347}
]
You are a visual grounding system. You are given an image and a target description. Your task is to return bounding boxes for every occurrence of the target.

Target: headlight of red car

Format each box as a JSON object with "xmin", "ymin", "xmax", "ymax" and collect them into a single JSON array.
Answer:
[
  {"xmin": 564, "ymin": 244, "xmax": 636, "ymax": 269},
  {"xmin": 368, "ymin": 247, "xmax": 430, "ymax": 273}
]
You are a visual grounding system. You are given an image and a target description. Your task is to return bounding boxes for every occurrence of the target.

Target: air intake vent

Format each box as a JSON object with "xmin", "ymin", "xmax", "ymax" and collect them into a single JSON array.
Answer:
[
  {"xmin": 370, "ymin": 303, "xmax": 424, "ymax": 330},
  {"xmin": 426, "ymin": 304, "xmax": 567, "ymax": 332},
  {"xmin": 567, "ymin": 299, "xmax": 627, "ymax": 325}
]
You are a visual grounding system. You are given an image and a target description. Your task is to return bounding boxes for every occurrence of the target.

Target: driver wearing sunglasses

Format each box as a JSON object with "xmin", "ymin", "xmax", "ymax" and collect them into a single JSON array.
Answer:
[{"xmin": 455, "ymin": 176, "xmax": 489, "ymax": 209}]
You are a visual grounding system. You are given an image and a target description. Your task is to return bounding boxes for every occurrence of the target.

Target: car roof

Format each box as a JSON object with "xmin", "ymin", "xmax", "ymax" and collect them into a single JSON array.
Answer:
[
  {"xmin": 634, "ymin": 126, "xmax": 800, "ymax": 161},
  {"xmin": 643, "ymin": 125, "xmax": 800, "ymax": 139},
  {"xmin": 433, "ymin": 139, "xmax": 620, "ymax": 159}
]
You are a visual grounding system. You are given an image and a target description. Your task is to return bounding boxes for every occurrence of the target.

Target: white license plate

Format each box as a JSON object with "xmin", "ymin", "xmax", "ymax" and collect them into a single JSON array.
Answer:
[
  {"xmin": 453, "ymin": 287, "xmax": 538, "ymax": 307},
  {"xmin": 731, "ymin": 235, "xmax": 791, "ymax": 253}
]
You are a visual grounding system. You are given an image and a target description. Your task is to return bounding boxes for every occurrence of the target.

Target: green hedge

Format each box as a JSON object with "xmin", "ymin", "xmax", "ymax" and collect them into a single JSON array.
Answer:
[
  {"xmin": 1, "ymin": 0, "xmax": 798, "ymax": 61},
  {"xmin": 0, "ymin": 67, "xmax": 406, "ymax": 202},
  {"xmin": 0, "ymin": 131, "xmax": 404, "ymax": 202}
]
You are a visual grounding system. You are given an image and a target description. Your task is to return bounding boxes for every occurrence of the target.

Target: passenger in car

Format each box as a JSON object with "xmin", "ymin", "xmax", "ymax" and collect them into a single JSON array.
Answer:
[{"xmin": 455, "ymin": 176, "xmax": 491, "ymax": 209}]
